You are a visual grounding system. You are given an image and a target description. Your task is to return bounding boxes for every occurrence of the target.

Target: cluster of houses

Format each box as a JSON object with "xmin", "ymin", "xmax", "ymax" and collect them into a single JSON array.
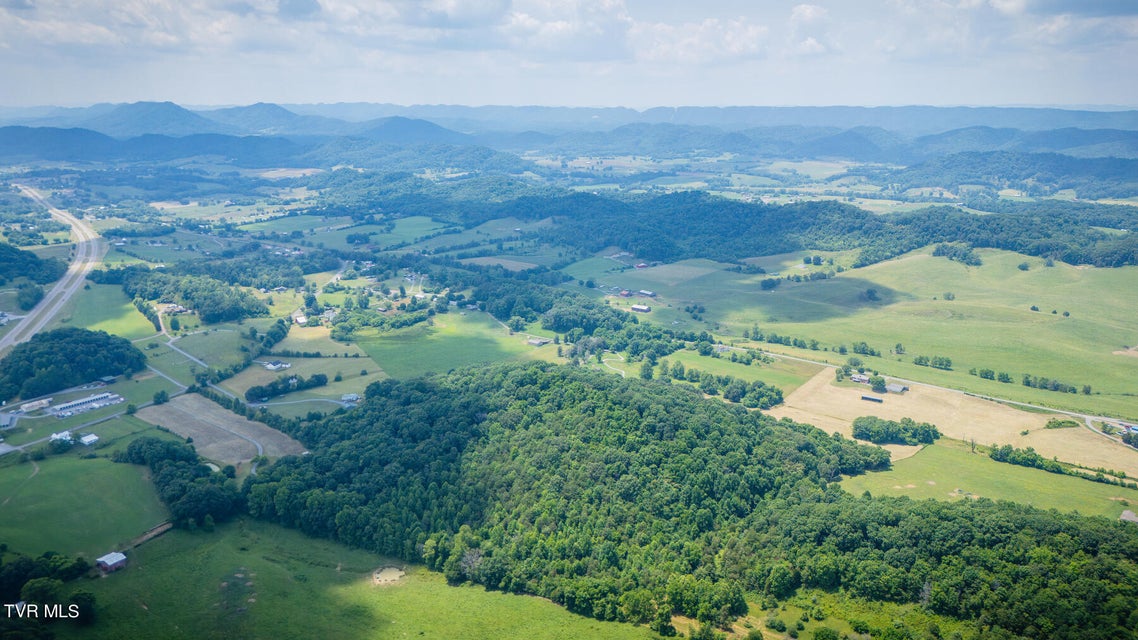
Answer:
[{"xmin": 849, "ymin": 373, "xmax": 909, "ymax": 394}]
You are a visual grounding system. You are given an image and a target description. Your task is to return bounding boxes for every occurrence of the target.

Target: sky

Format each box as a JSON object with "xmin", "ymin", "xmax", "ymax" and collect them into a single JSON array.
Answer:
[{"xmin": 0, "ymin": 0, "xmax": 1136, "ymax": 108}]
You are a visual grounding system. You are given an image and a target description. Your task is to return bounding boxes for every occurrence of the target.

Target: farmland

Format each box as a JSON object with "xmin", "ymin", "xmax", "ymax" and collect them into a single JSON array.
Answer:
[
  {"xmin": 356, "ymin": 311, "xmax": 545, "ymax": 379},
  {"xmin": 841, "ymin": 439, "xmax": 1138, "ymax": 519},
  {"xmin": 55, "ymin": 519, "xmax": 657, "ymax": 640},
  {"xmin": 135, "ymin": 394, "xmax": 306, "ymax": 469},
  {"xmin": 0, "ymin": 443, "xmax": 169, "ymax": 559}
]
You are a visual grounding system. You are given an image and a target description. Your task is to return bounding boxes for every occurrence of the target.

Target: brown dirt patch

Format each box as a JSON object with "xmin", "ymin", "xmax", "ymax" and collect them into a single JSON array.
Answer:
[
  {"xmin": 1113, "ymin": 347, "xmax": 1138, "ymax": 358},
  {"xmin": 373, "ymin": 566, "xmax": 406, "ymax": 585}
]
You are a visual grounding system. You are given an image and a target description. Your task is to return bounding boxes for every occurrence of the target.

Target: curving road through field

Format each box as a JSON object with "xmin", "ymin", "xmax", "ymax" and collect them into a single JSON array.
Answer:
[{"xmin": 0, "ymin": 185, "xmax": 103, "ymax": 355}]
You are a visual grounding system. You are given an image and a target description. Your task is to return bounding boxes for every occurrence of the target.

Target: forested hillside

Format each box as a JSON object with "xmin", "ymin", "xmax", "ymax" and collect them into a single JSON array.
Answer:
[
  {"xmin": 0, "ymin": 328, "xmax": 146, "ymax": 400},
  {"xmin": 0, "ymin": 243, "xmax": 66, "ymax": 284},
  {"xmin": 244, "ymin": 363, "xmax": 1138, "ymax": 638}
]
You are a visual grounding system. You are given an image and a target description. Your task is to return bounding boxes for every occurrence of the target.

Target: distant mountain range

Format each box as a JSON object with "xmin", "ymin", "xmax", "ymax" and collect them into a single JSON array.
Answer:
[{"xmin": 3, "ymin": 101, "xmax": 1138, "ymax": 167}]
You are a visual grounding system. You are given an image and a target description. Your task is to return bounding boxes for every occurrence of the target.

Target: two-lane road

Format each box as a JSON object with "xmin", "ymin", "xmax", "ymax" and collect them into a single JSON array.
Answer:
[{"xmin": 0, "ymin": 185, "xmax": 103, "ymax": 355}]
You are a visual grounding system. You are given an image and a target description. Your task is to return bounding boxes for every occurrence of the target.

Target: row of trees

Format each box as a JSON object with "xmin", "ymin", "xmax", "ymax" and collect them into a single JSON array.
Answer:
[
  {"xmin": 244, "ymin": 373, "xmax": 328, "ymax": 402},
  {"xmin": 852, "ymin": 416, "xmax": 941, "ymax": 445}
]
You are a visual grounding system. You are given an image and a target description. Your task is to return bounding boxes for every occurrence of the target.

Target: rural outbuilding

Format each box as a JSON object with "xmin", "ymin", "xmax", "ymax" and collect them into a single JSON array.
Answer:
[
  {"xmin": 96, "ymin": 552, "xmax": 127, "ymax": 572},
  {"xmin": 885, "ymin": 383, "xmax": 909, "ymax": 394}
]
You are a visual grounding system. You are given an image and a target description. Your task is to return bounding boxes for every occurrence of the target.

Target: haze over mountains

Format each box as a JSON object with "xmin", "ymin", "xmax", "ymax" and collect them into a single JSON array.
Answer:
[{"xmin": 2, "ymin": 101, "xmax": 1138, "ymax": 168}]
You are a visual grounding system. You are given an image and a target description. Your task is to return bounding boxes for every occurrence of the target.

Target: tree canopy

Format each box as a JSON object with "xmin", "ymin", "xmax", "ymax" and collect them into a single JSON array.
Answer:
[{"xmin": 0, "ymin": 328, "xmax": 146, "ymax": 401}]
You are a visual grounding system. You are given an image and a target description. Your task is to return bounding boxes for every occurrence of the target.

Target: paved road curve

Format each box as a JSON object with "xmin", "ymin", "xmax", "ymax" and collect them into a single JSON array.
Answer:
[{"xmin": 0, "ymin": 185, "xmax": 103, "ymax": 356}]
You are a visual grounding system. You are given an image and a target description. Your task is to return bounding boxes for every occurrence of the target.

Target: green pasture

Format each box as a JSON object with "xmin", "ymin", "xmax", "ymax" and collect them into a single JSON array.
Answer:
[
  {"xmin": 663, "ymin": 349, "xmax": 823, "ymax": 396},
  {"xmin": 57, "ymin": 519, "xmax": 656, "ymax": 640},
  {"xmin": 0, "ymin": 452, "xmax": 168, "ymax": 559},
  {"xmin": 143, "ymin": 344, "xmax": 203, "ymax": 387},
  {"xmin": 272, "ymin": 325, "xmax": 368, "ymax": 357},
  {"xmin": 219, "ymin": 356, "xmax": 385, "ymax": 401},
  {"xmin": 561, "ymin": 256, "xmax": 628, "ymax": 283},
  {"xmin": 261, "ymin": 399, "xmax": 344, "ymax": 420},
  {"xmin": 239, "ymin": 214, "xmax": 353, "ymax": 233},
  {"xmin": 356, "ymin": 311, "xmax": 539, "ymax": 379},
  {"xmin": 626, "ymin": 248, "xmax": 1138, "ymax": 419},
  {"xmin": 840, "ymin": 439, "xmax": 1138, "ymax": 519},
  {"xmin": 301, "ymin": 215, "xmax": 452, "ymax": 251},
  {"xmin": 25, "ymin": 243, "xmax": 74, "ymax": 261},
  {"xmin": 173, "ymin": 327, "xmax": 257, "ymax": 369},
  {"xmin": 49, "ymin": 284, "xmax": 159, "ymax": 340}
]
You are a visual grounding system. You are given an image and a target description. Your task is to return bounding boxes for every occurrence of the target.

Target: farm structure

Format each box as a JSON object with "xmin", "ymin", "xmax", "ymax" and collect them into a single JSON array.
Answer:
[
  {"xmin": 96, "ymin": 552, "xmax": 127, "ymax": 572},
  {"xmin": 630, "ymin": 305, "xmax": 652, "ymax": 313},
  {"xmin": 861, "ymin": 395, "xmax": 884, "ymax": 403},
  {"xmin": 50, "ymin": 392, "xmax": 123, "ymax": 416},
  {"xmin": 886, "ymin": 383, "xmax": 909, "ymax": 394}
]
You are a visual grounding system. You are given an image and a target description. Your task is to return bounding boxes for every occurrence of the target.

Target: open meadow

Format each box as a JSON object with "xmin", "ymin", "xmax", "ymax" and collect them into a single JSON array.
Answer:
[
  {"xmin": 840, "ymin": 439, "xmax": 1138, "ymax": 519},
  {"xmin": 56, "ymin": 519, "xmax": 657, "ymax": 640},
  {"xmin": 0, "ymin": 447, "xmax": 168, "ymax": 559},
  {"xmin": 47, "ymin": 283, "xmax": 159, "ymax": 340},
  {"xmin": 356, "ymin": 311, "xmax": 548, "ymax": 379},
  {"xmin": 602, "ymin": 248, "xmax": 1138, "ymax": 419}
]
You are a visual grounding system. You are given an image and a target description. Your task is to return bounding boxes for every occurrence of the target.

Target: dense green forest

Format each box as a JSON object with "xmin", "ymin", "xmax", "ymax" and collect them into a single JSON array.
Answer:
[
  {"xmin": 0, "ymin": 328, "xmax": 146, "ymax": 400},
  {"xmin": 0, "ymin": 243, "xmax": 66, "ymax": 285},
  {"xmin": 243, "ymin": 363, "xmax": 1138, "ymax": 638},
  {"xmin": 89, "ymin": 265, "xmax": 268, "ymax": 324}
]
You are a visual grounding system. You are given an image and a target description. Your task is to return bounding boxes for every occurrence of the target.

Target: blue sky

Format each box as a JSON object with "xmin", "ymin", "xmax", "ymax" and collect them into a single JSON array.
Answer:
[{"xmin": 0, "ymin": 0, "xmax": 1135, "ymax": 107}]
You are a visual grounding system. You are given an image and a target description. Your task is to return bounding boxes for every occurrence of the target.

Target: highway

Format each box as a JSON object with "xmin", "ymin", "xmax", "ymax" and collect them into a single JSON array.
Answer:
[{"xmin": 0, "ymin": 185, "xmax": 104, "ymax": 356}]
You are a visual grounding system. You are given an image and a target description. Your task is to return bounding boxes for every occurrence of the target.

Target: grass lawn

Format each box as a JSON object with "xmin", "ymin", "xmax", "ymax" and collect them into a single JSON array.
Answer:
[
  {"xmin": 840, "ymin": 439, "xmax": 1138, "ymax": 519},
  {"xmin": 356, "ymin": 311, "xmax": 538, "ymax": 379},
  {"xmin": 48, "ymin": 284, "xmax": 159, "ymax": 340},
  {"xmin": 0, "ymin": 452, "xmax": 168, "ymax": 558},
  {"xmin": 57, "ymin": 519, "xmax": 656, "ymax": 640}
]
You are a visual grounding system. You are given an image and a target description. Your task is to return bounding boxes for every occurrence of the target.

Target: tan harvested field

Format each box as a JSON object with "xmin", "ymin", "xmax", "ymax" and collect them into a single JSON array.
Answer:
[
  {"xmin": 770, "ymin": 368, "xmax": 1138, "ymax": 476},
  {"xmin": 136, "ymin": 394, "xmax": 306, "ymax": 467}
]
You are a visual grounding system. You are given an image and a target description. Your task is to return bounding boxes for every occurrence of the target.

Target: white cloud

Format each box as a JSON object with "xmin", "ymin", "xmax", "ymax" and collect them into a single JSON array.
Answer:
[
  {"xmin": 790, "ymin": 4, "xmax": 827, "ymax": 23},
  {"xmin": 628, "ymin": 17, "xmax": 767, "ymax": 63}
]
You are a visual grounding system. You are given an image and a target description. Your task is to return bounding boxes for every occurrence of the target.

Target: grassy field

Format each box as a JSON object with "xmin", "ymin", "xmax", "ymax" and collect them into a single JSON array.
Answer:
[
  {"xmin": 840, "ymin": 439, "xmax": 1138, "ymax": 519},
  {"xmin": 219, "ymin": 356, "xmax": 386, "ymax": 401},
  {"xmin": 0, "ymin": 452, "xmax": 168, "ymax": 559},
  {"xmin": 662, "ymin": 350, "xmax": 823, "ymax": 396},
  {"xmin": 610, "ymin": 248, "xmax": 1138, "ymax": 419},
  {"xmin": 57, "ymin": 519, "xmax": 657, "ymax": 640},
  {"xmin": 356, "ymin": 311, "xmax": 543, "ymax": 379},
  {"xmin": 239, "ymin": 214, "xmax": 354, "ymax": 233},
  {"xmin": 48, "ymin": 284, "xmax": 159, "ymax": 340},
  {"xmin": 173, "ymin": 328, "xmax": 257, "ymax": 369}
]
